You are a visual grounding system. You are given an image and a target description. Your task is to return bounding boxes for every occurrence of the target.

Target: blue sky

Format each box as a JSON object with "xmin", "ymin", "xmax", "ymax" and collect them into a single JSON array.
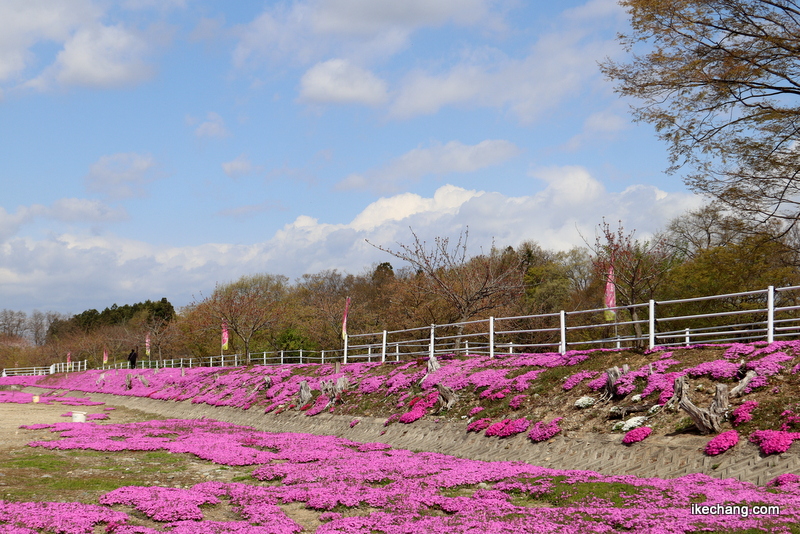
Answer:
[{"xmin": 0, "ymin": 0, "xmax": 702, "ymax": 315}]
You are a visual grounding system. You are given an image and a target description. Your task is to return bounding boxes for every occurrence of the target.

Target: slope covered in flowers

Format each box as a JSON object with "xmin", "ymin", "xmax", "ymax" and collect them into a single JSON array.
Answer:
[{"xmin": 7, "ymin": 340, "xmax": 800, "ymax": 450}]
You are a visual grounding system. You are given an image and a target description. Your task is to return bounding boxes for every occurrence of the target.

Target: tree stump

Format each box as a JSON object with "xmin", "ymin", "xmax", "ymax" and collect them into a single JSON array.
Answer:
[
  {"xmin": 297, "ymin": 380, "xmax": 312, "ymax": 408},
  {"xmin": 730, "ymin": 370, "xmax": 758, "ymax": 398},
  {"xmin": 599, "ymin": 365, "xmax": 629, "ymax": 402},
  {"xmin": 672, "ymin": 375, "xmax": 728, "ymax": 434},
  {"xmin": 434, "ymin": 383, "xmax": 459, "ymax": 412}
]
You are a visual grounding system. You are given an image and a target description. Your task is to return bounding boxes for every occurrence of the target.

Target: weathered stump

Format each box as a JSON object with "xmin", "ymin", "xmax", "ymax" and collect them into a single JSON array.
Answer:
[
  {"xmin": 672, "ymin": 375, "xmax": 729, "ymax": 434},
  {"xmin": 730, "ymin": 370, "xmax": 758, "ymax": 398},
  {"xmin": 435, "ymin": 383, "xmax": 459, "ymax": 412},
  {"xmin": 297, "ymin": 380, "xmax": 312, "ymax": 408}
]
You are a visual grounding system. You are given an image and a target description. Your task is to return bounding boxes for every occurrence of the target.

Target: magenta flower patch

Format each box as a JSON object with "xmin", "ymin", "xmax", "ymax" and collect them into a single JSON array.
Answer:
[
  {"xmin": 732, "ymin": 401, "xmax": 758, "ymax": 426},
  {"xmin": 528, "ymin": 418, "xmax": 562, "ymax": 442},
  {"xmin": 622, "ymin": 426, "xmax": 651, "ymax": 445},
  {"xmin": 704, "ymin": 430, "xmax": 739, "ymax": 456}
]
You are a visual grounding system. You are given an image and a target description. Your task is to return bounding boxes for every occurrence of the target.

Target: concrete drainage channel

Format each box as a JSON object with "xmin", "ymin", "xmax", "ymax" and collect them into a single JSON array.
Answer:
[{"xmin": 25, "ymin": 388, "xmax": 800, "ymax": 486}]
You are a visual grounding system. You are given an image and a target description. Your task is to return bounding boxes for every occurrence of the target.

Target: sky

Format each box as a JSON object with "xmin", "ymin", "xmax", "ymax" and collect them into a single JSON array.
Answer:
[{"xmin": 0, "ymin": 0, "xmax": 703, "ymax": 316}]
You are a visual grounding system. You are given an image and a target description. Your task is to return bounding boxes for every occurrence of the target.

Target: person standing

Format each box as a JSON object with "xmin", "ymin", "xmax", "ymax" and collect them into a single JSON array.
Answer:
[{"xmin": 128, "ymin": 347, "xmax": 138, "ymax": 369}]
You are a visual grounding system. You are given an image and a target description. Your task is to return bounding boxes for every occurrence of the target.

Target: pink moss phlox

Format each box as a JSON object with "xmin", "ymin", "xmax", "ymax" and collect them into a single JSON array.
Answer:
[
  {"xmin": 398, "ymin": 390, "xmax": 439, "ymax": 424},
  {"xmin": 705, "ymin": 430, "xmax": 739, "ymax": 456},
  {"xmin": 622, "ymin": 426, "xmax": 652, "ymax": 445},
  {"xmin": 563, "ymin": 370, "xmax": 599, "ymax": 391},
  {"xmin": 780, "ymin": 410, "xmax": 800, "ymax": 432},
  {"xmin": 746, "ymin": 351, "xmax": 794, "ymax": 377},
  {"xmin": 0, "ymin": 500, "xmax": 128, "ymax": 533},
  {"xmin": 485, "ymin": 418, "xmax": 530, "ymax": 438},
  {"xmin": 748, "ymin": 429, "xmax": 800, "ymax": 455},
  {"xmin": 508, "ymin": 395, "xmax": 527, "ymax": 409},
  {"xmin": 732, "ymin": 401, "xmax": 759, "ymax": 426},
  {"xmin": 349, "ymin": 419, "xmax": 360, "ymax": 428},
  {"xmin": 12, "ymin": 407, "xmax": 800, "ymax": 533},
  {"xmin": 686, "ymin": 359, "xmax": 741, "ymax": 380},
  {"xmin": 467, "ymin": 418, "xmax": 493, "ymax": 433},
  {"xmin": 528, "ymin": 418, "xmax": 562, "ymax": 442},
  {"xmin": 305, "ymin": 395, "xmax": 330, "ymax": 416},
  {"xmin": 100, "ymin": 486, "xmax": 220, "ymax": 522},
  {"xmin": 768, "ymin": 473, "xmax": 800, "ymax": 487},
  {"xmin": 468, "ymin": 406, "xmax": 484, "ymax": 417}
]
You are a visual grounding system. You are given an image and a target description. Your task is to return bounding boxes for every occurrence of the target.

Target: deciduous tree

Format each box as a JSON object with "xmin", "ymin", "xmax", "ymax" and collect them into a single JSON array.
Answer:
[{"xmin": 602, "ymin": 0, "xmax": 800, "ymax": 227}]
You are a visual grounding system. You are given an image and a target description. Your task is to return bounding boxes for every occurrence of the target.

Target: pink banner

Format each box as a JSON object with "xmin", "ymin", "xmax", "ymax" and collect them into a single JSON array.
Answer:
[
  {"xmin": 604, "ymin": 265, "xmax": 616, "ymax": 321},
  {"xmin": 222, "ymin": 321, "xmax": 229, "ymax": 350},
  {"xmin": 342, "ymin": 297, "xmax": 351, "ymax": 340}
]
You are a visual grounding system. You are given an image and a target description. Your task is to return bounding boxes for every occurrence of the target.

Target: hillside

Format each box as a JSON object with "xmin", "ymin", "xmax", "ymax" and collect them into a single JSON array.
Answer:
[{"xmin": 5, "ymin": 340, "xmax": 800, "ymax": 452}]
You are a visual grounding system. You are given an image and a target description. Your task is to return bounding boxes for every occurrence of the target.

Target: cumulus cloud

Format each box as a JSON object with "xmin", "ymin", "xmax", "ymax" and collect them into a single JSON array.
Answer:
[
  {"xmin": 0, "ymin": 198, "xmax": 124, "ymax": 244},
  {"xmin": 0, "ymin": 168, "xmax": 701, "ymax": 314},
  {"xmin": 33, "ymin": 24, "xmax": 155, "ymax": 88},
  {"xmin": 299, "ymin": 59, "xmax": 388, "ymax": 106},
  {"xmin": 337, "ymin": 139, "xmax": 521, "ymax": 193},
  {"xmin": 85, "ymin": 152, "xmax": 159, "ymax": 200},
  {"xmin": 194, "ymin": 112, "xmax": 230, "ymax": 138},
  {"xmin": 0, "ymin": 0, "xmax": 100, "ymax": 82}
]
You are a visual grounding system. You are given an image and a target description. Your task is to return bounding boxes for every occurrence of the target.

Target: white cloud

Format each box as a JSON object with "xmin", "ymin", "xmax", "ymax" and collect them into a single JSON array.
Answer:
[
  {"xmin": 0, "ymin": 198, "xmax": 124, "ymax": 244},
  {"xmin": 0, "ymin": 0, "xmax": 100, "ymax": 82},
  {"xmin": 232, "ymin": 0, "xmax": 504, "ymax": 67},
  {"xmin": 337, "ymin": 139, "xmax": 521, "ymax": 193},
  {"xmin": 309, "ymin": 0, "xmax": 503, "ymax": 35},
  {"xmin": 48, "ymin": 198, "xmax": 126, "ymax": 222},
  {"xmin": 85, "ymin": 152, "xmax": 159, "ymax": 200},
  {"xmin": 121, "ymin": 0, "xmax": 187, "ymax": 10},
  {"xmin": 222, "ymin": 154, "xmax": 259, "ymax": 178},
  {"xmin": 389, "ymin": 30, "xmax": 619, "ymax": 122},
  {"xmin": 299, "ymin": 59, "xmax": 388, "ymax": 106},
  {"xmin": 45, "ymin": 24, "xmax": 154, "ymax": 88},
  {"xmin": 195, "ymin": 112, "xmax": 230, "ymax": 138},
  {"xmin": 0, "ymin": 170, "xmax": 701, "ymax": 314},
  {"xmin": 564, "ymin": 109, "xmax": 630, "ymax": 150},
  {"xmin": 0, "ymin": 1, "xmax": 168, "ymax": 91}
]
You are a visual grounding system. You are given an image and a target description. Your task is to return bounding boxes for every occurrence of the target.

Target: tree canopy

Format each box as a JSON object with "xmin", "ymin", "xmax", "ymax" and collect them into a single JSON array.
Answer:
[{"xmin": 602, "ymin": 0, "xmax": 800, "ymax": 227}]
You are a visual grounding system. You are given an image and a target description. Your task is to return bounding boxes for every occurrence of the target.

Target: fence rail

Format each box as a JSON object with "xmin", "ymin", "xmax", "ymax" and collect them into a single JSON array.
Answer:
[{"xmin": 3, "ymin": 284, "xmax": 800, "ymax": 376}]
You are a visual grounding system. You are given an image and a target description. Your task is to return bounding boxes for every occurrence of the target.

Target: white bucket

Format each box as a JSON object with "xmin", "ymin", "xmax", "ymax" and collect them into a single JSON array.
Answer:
[
  {"xmin": 32, "ymin": 395, "xmax": 40, "ymax": 403},
  {"xmin": 71, "ymin": 411, "xmax": 86, "ymax": 423}
]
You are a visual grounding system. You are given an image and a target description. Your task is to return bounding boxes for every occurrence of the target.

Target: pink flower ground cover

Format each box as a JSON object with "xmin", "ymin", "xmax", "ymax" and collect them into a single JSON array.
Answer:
[
  {"xmin": 6, "ymin": 418, "xmax": 800, "ymax": 533},
  {"xmin": 622, "ymin": 426, "xmax": 652, "ymax": 444},
  {"xmin": 705, "ymin": 430, "xmax": 739, "ymax": 456},
  {"xmin": 732, "ymin": 401, "xmax": 759, "ymax": 426}
]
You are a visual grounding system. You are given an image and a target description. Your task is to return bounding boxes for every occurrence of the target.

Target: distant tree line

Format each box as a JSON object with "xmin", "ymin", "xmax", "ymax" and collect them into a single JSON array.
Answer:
[{"xmin": 2, "ymin": 204, "xmax": 800, "ymax": 369}]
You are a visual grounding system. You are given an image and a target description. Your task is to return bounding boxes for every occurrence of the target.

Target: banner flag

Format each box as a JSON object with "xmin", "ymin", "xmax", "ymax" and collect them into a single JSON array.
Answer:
[
  {"xmin": 103, "ymin": 348, "xmax": 108, "ymax": 364},
  {"xmin": 342, "ymin": 296, "xmax": 351, "ymax": 340},
  {"xmin": 604, "ymin": 265, "xmax": 617, "ymax": 322},
  {"xmin": 66, "ymin": 351, "xmax": 71, "ymax": 364},
  {"xmin": 222, "ymin": 321, "xmax": 229, "ymax": 350},
  {"xmin": 145, "ymin": 333, "xmax": 151, "ymax": 357}
]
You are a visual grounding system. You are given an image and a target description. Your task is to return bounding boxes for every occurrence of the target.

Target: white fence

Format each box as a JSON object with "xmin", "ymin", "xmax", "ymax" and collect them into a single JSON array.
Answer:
[
  {"xmin": 3, "ymin": 284, "xmax": 799, "ymax": 376},
  {"xmin": 343, "ymin": 284, "xmax": 800, "ymax": 362},
  {"xmin": 2, "ymin": 360, "xmax": 88, "ymax": 377}
]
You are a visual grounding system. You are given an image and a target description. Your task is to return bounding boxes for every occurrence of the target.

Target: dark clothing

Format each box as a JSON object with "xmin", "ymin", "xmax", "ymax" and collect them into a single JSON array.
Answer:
[{"xmin": 128, "ymin": 350, "xmax": 138, "ymax": 369}]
